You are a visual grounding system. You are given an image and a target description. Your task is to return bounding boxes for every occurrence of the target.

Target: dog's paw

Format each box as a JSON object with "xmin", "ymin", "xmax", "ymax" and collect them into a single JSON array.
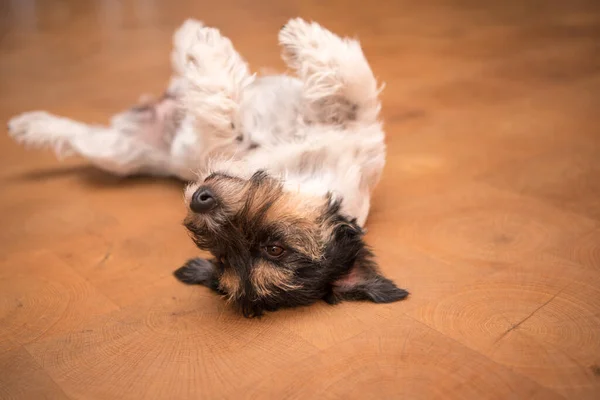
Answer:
[
  {"xmin": 279, "ymin": 18, "xmax": 341, "ymax": 70},
  {"xmin": 173, "ymin": 18, "xmax": 205, "ymax": 47},
  {"xmin": 278, "ymin": 18, "xmax": 312, "ymax": 69},
  {"xmin": 182, "ymin": 27, "xmax": 242, "ymax": 78},
  {"xmin": 7, "ymin": 111, "xmax": 79, "ymax": 157},
  {"xmin": 172, "ymin": 19, "xmax": 205, "ymax": 76},
  {"xmin": 279, "ymin": 18, "xmax": 366, "ymax": 78},
  {"xmin": 8, "ymin": 111, "xmax": 54, "ymax": 144},
  {"xmin": 173, "ymin": 258, "xmax": 216, "ymax": 285},
  {"xmin": 175, "ymin": 24, "xmax": 252, "ymax": 128},
  {"xmin": 174, "ymin": 19, "xmax": 235, "ymax": 76}
]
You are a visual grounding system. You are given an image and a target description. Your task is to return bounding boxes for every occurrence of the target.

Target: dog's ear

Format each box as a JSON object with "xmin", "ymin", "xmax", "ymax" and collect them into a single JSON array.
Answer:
[
  {"xmin": 328, "ymin": 253, "xmax": 409, "ymax": 304},
  {"xmin": 324, "ymin": 220, "xmax": 409, "ymax": 304}
]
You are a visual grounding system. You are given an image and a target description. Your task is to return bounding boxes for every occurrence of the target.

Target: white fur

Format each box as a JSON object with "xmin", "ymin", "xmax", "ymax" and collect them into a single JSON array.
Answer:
[{"xmin": 8, "ymin": 18, "xmax": 386, "ymax": 226}]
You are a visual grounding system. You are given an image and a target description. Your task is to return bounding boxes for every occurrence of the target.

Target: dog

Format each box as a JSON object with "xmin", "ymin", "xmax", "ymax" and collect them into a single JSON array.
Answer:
[{"xmin": 8, "ymin": 18, "xmax": 409, "ymax": 317}]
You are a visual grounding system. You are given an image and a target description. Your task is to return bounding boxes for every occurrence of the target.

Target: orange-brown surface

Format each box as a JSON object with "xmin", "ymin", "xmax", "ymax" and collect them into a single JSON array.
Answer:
[{"xmin": 1, "ymin": 1, "xmax": 599, "ymax": 399}]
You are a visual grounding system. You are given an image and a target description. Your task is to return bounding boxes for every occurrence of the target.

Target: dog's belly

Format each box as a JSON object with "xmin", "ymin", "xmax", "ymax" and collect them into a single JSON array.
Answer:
[{"xmin": 238, "ymin": 75, "xmax": 305, "ymax": 148}]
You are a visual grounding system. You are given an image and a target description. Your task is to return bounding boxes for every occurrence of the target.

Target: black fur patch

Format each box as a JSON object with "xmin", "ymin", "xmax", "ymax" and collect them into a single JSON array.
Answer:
[{"xmin": 174, "ymin": 258, "xmax": 222, "ymax": 293}]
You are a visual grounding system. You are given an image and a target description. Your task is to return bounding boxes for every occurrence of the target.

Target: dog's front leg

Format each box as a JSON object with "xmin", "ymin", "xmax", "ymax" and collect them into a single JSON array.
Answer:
[
  {"xmin": 172, "ymin": 20, "xmax": 254, "ymax": 152},
  {"xmin": 279, "ymin": 18, "xmax": 383, "ymax": 127},
  {"xmin": 173, "ymin": 258, "xmax": 224, "ymax": 294}
]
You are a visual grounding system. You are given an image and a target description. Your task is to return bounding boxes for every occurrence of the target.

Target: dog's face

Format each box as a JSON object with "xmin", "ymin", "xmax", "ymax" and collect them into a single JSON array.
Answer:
[{"xmin": 183, "ymin": 170, "xmax": 407, "ymax": 317}]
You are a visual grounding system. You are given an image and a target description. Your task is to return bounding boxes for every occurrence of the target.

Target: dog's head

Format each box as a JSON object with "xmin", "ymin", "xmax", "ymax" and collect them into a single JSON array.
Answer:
[{"xmin": 183, "ymin": 170, "xmax": 407, "ymax": 317}]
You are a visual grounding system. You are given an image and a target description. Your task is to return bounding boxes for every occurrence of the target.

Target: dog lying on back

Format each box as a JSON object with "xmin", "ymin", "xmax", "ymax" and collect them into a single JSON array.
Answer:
[{"xmin": 8, "ymin": 18, "xmax": 409, "ymax": 317}]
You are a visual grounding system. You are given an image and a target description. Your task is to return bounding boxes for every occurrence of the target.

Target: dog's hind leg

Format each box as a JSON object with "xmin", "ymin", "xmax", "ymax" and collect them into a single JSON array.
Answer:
[
  {"xmin": 279, "ymin": 18, "xmax": 383, "ymax": 127},
  {"xmin": 8, "ymin": 96, "xmax": 188, "ymax": 179}
]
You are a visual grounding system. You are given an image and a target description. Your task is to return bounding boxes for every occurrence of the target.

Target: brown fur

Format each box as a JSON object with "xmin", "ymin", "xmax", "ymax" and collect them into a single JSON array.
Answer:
[
  {"xmin": 263, "ymin": 193, "xmax": 325, "ymax": 260},
  {"xmin": 219, "ymin": 268, "xmax": 242, "ymax": 299},
  {"xmin": 251, "ymin": 260, "xmax": 300, "ymax": 296}
]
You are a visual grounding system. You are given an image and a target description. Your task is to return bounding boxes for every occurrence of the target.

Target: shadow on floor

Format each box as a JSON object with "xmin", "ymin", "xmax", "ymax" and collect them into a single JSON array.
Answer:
[{"xmin": 6, "ymin": 164, "xmax": 185, "ymax": 190}]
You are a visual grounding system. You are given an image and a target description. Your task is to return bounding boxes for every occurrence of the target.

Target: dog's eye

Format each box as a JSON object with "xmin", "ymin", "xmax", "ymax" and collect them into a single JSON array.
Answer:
[{"xmin": 263, "ymin": 245, "xmax": 285, "ymax": 258}]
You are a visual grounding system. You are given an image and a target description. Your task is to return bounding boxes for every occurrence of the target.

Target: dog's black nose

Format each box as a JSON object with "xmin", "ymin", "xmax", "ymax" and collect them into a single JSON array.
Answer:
[{"xmin": 190, "ymin": 188, "xmax": 216, "ymax": 213}]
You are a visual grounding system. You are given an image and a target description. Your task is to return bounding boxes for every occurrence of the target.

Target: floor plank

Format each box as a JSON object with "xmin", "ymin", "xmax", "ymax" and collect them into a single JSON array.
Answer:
[{"xmin": 1, "ymin": 0, "xmax": 599, "ymax": 399}]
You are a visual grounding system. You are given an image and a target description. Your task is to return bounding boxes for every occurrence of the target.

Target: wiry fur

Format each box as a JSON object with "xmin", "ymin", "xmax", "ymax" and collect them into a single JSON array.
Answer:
[{"xmin": 8, "ymin": 18, "xmax": 408, "ymax": 317}]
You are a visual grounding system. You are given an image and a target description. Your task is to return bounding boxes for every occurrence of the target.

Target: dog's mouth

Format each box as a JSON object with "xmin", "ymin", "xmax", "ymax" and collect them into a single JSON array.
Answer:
[{"xmin": 183, "ymin": 217, "xmax": 219, "ymax": 252}]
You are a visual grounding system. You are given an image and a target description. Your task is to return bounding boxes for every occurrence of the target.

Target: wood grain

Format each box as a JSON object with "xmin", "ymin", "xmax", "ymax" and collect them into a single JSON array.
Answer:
[
  {"xmin": 1, "ymin": 0, "xmax": 599, "ymax": 399},
  {"xmin": 408, "ymin": 255, "xmax": 600, "ymax": 398},
  {"xmin": 242, "ymin": 316, "xmax": 563, "ymax": 400}
]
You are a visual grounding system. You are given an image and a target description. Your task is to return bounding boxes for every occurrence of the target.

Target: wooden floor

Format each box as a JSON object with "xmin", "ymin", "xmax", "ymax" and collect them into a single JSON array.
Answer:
[{"xmin": 1, "ymin": 0, "xmax": 599, "ymax": 399}]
